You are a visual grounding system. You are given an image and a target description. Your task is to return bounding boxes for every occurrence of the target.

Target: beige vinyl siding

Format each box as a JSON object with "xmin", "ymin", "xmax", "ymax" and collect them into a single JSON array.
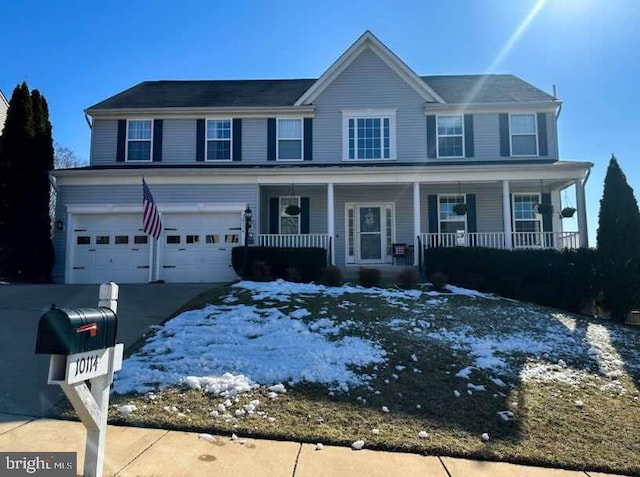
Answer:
[{"xmin": 313, "ymin": 48, "xmax": 427, "ymax": 163}]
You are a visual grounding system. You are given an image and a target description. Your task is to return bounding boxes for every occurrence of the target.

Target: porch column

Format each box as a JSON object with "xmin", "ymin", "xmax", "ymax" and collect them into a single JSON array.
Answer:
[
  {"xmin": 502, "ymin": 180, "xmax": 513, "ymax": 250},
  {"xmin": 327, "ymin": 183, "xmax": 335, "ymax": 265},
  {"xmin": 413, "ymin": 182, "xmax": 421, "ymax": 266},
  {"xmin": 575, "ymin": 179, "xmax": 588, "ymax": 248}
]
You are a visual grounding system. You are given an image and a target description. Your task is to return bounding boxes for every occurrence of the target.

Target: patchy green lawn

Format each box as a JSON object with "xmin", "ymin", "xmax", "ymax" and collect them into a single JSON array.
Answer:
[{"xmin": 105, "ymin": 280, "xmax": 640, "ymax": 475}]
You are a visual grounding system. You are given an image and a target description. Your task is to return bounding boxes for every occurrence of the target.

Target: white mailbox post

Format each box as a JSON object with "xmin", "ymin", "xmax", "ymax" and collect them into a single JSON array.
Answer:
[{"xmin": 39, "ymin": 283, "xmax": 124, "ymax": 477}]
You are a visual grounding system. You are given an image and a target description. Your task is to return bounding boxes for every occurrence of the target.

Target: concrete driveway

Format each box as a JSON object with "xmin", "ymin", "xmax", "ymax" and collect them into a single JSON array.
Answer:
[{"xmin": 0, "ymin": 283, "xmax": 214, "ymax": 416}]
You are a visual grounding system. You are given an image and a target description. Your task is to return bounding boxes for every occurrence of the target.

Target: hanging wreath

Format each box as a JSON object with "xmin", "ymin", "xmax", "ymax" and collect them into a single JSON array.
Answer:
[
  {"xmin": 284, "ymin": 204, "xmax": 301, "ymax": 216},
  {"xmin": 453, "ymin": 203, "xmax": 467, "ymax": 215}
]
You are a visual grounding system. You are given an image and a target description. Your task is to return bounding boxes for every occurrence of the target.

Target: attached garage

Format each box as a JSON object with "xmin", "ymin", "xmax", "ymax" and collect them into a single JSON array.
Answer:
[
  {"xmin": 66, "ymin": 207, "xmax": 243, "ymax": 284},
  {"xmin": 161, "ymin": 212, "xmax": 241, "ymax": 283},
  {"xmin": 71, "ymin": 213, "xmax": 151, "ymax": 284}
]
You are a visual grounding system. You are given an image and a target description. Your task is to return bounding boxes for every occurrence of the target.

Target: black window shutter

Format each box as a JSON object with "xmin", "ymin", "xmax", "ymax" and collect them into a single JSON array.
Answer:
[
  {"xmin": 499, "ymin": 113, "xmax": 510, "ymax": 157},
  {"xmin": 116, "ymin": 120, "xmax": 126, "ymax": 162},
  {"xmin": 466, "ymin": 194, "xmax": 477, "ymax": 233},
  {"xmin": 267, "ymin": 118, "xmax": 276, "ymax": 161},
  {"xmin": 196, "ymin": 119, "xmax": 205, "ymax": 162},
  {"xmin": 428, "ymin": 195, "xmax": 438, "ymax": 233},
  {"xmin": 541, "ymin": 192, "xmax": 553, "ymax": 247},
  {"xmin": 303, "ymin": 118, "xmax": 313, "ymax": 161},
  {"xmin": 537, "ymin": 112, "xmax": 548, "ymax": 156},
  {"xmin": 464, "ymin": 114, "xmax": 474, "ymax": 158},
  {"xmin": 232, "ymin": 119, "xmax": 242, "ymax": 162},
  {"xmin": 426, "ymin": 115, "xmax": 436, "ymax": 158},
  {"xmin": 269, "ymin": 198, "xmax": 279, "ymax": 234},
  {"xmin": 301, "ymin": 198, "xmax": 310, "ymax": 233},
  {"xmin": 152, "ymin": 120, "xmax": 163, "ymax": 162}
]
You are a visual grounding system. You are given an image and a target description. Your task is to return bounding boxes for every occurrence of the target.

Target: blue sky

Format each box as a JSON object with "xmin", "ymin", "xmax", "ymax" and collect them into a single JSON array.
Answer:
[{"xmin": 2, "ymin": 0, "xmax": 638, "ymax": 244}]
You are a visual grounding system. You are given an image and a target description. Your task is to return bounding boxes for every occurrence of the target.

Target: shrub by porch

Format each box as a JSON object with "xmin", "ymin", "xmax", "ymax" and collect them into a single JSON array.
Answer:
[
  {"xmin": 423, "ymin": 247, "xmax": 600, "ymax": 314},
  {"xmin": 232, "ymin": 246, "xmax": 327, "ymax": 283}
]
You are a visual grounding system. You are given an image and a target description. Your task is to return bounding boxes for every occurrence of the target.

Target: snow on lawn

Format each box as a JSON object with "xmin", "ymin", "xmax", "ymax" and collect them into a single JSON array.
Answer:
[{"xmin": 114, "ymin": 303, "xmax": 386, "ymax": 395}]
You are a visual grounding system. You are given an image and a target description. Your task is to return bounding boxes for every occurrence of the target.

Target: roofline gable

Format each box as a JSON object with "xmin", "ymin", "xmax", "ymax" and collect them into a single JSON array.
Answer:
[
  {"xmin": 294, "ymin": 30, "xmax": 446, "ymax": 106},
  {"xmin": 0, "ymin": 89, "xmax": 8, "ymax": 107}
]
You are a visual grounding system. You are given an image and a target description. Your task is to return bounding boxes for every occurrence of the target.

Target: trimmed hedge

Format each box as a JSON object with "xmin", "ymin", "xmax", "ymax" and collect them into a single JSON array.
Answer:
[
  {"xmin": 232, "ymin": 246, "xmax": 327, "ymax": 283},
  {"xmin": 423, "ymin": 247, "xmax": 600, "ymax": 314}
]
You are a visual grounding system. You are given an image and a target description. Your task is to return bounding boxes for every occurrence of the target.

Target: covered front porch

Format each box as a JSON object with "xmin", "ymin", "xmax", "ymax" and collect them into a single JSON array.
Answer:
[{"xmin": 252, "ymin": 162, "xmax": 591, "ymax": 267}]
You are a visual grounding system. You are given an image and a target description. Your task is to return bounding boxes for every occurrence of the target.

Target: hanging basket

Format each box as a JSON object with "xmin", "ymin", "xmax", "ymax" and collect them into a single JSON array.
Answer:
[
  {"xmin": 561, "ymin": 207, "xmax": 576, "ymax": 218},
  {"xmin": 284, "ymin": 204, "xmax": 301, "ymax": 216},
  {"xmin": 452, "ymin": 203, "xmax": 467, "ymax": 215},
  {"xmin": 535, "ymin": 203, "xmax": 554, "ymax": 215}
]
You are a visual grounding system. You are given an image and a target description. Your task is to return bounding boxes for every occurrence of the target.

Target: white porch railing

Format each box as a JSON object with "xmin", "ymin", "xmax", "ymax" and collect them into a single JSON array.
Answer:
[
  {"xmin": 421, "ymin": 231, "xmax": 579, "ymax": 250},
  {"xmin": 257, "ymin": 234, "xmax": 330, "ymax": 248}
]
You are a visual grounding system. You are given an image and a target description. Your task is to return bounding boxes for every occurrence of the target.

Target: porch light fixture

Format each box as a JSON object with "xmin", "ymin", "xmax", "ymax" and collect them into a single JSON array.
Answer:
[{"xmin": 55, "ymin": 219, "xmax": 64, "ymax": 232}]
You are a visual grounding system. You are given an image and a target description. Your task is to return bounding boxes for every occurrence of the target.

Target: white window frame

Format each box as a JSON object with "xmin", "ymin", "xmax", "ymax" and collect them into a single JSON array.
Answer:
[
  {"xmin": 205, "ymin": 118, "xmax": 233, "ymax": 162},
  {"xmin": 125, "ymin": 119, "xmax": 153, "ymax": 162},
  {"xmin": 437, "ymin": 194, "xmax": 467, "ymax": 234},
  {"xmin": 511, "ymin": 192, "xmax": 543, "ymax": 240},
  {"xmin": 279, "ymin": 196, "xmax": 301, "ymax": 234},
  {"xmin": 509, "ymin": 113, "xmax": 538, "ymax": 157},
  {"xmin": 342, "ymin": 109, "xmax": 397, "ymax": 161},
  {"xmin": 276, "ymin": 118, "xmax": 303, "ymax": 161},
  {"xmin": 436, "ymin": 115, "xmax": 465, "ymax": 158}
]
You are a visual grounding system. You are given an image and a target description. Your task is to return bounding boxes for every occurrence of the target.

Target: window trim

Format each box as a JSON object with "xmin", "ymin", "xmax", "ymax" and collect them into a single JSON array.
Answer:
[
  {"xmin": 276, "ymin": 118, "xmax": 304, "ymax": 161},
  {"xmin": 511, "ymin": 192, "xmax": 543, "ymax": 235},
  {"xmin": 509, "ymin": 113, "xmax": 538, "ymax": 157},
  {"xmin": 278, "ymin": 196, "xmax": 301, "ymax": 234},
  {"xmin": 205, "ymin": 118, "xmax": 233, "ymax": 162},
  {"xmin": 342, "ymin": 109, "xmax": 397, "ymax": 161},
  {"xmin": 436, "ymin": 115, "xmax": 465, "ymax": 159},
  {"xmin": 437, "ymin": 194, "xmax": 467, "ymax": 234},
  {"xmin": 125, "ymin": 119, "xmax": 154, "ymax": 163}
]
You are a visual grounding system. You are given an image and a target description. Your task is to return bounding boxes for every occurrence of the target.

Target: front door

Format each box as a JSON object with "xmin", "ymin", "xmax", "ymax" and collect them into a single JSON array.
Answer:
[{"xmin": 358, "ymin": 206, "xmax": 383, "ymax": 262}]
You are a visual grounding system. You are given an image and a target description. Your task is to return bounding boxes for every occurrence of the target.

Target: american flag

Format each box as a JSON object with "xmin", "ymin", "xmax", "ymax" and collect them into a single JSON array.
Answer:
[{"xmin": 142, "ymin": 178, "xmax": 162, "ymax": 240}]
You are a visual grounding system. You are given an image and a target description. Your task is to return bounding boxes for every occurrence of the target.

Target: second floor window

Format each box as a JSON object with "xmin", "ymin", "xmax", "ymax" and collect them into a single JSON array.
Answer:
[
  {"xmin": 277, "ymin": 119, "xmax": 303, "ymax": 160},
  {"xmin": 510, "ymin": 114, "xmax": 538, "ymax": 156},
  {"xmin": 127, "ymin": 120, "xmax": 152, "ymax": 161},
  {"xmin": 437, "ymin": 115, "xmax": 464, "ymax": 158},
  {"xmin": 343, "ymin": 110, "xmax": 396, "ymax": 160},
  {"xmin": 206, "ymin": 119, "xmax": 232, "ymax": 161}
]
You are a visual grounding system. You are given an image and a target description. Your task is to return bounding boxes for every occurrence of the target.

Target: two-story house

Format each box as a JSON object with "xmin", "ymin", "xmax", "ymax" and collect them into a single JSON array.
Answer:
[{"xmin": 52, "ymin": 31, "xmax": 592, "ymax": 284}]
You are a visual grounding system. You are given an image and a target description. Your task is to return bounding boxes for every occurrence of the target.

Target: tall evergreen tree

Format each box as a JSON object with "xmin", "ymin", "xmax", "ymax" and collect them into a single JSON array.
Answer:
[
  {"xmin": 0, "ymin": 83, "xmax": 34, "ymax": 278},
  {"xmin": 22, "ymin": 90, "xmax": 55, "ymax": 281},
  {"xmin": 596, "ymin": 155, "xmax": 640, "ymax": 322}
]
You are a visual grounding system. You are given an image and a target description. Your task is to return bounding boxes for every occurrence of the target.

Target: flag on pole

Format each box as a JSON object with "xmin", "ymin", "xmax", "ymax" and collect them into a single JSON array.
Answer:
[{"xmin": 142, "ymin": 178, "xmax": 162, "ymax": 239}]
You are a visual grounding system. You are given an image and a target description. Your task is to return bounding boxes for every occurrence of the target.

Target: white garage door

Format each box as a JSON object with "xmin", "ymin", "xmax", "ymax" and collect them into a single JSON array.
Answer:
[
  {"xmin": 72, "ymin": 214, "xmax": 150, "ymax": 284},
  {"xmin": 161, "ymin": 212, "xmax": 240, "ymax": 283}
]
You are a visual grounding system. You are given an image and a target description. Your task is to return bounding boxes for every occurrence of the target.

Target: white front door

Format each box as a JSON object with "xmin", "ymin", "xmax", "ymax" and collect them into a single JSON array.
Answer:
[{"xmin": 346, "ymin": 203, "xmax": 394, "ymax": 264}]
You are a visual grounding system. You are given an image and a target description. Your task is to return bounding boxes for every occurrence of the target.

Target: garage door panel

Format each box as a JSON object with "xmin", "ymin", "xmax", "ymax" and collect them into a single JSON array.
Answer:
[
  {"xmin": 161, "ymin": 212, "xmax": 239, "ymax": 283},
  {"xmin": 71, "ymin": 214, "xmax": 150, "ymax": 284}
]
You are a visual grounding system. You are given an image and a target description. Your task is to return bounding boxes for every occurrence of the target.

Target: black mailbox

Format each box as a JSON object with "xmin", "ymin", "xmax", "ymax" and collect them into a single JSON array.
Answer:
[{"xmin": 35, "ymin": 306, "xmax": 117, "ymax": 355}]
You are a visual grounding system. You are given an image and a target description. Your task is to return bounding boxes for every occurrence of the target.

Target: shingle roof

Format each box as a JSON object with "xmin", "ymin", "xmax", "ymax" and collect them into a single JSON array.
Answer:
[
  {"xmin": 87, "ymin": 74, "xmax": 555, "ymax": 111},
  {"xmin": 87, "ymin": 79, "xmax": 317, "ymax": 110},
  {"xmin": 421, "ymin": 74, "xmax": 555, "ymax": 103}
]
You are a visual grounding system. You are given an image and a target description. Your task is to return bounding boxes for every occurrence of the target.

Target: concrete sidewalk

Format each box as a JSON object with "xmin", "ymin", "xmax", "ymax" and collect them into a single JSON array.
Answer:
[{"xmin": 0, "ymin": 414, "xmax": 625, "ymax": 477}]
